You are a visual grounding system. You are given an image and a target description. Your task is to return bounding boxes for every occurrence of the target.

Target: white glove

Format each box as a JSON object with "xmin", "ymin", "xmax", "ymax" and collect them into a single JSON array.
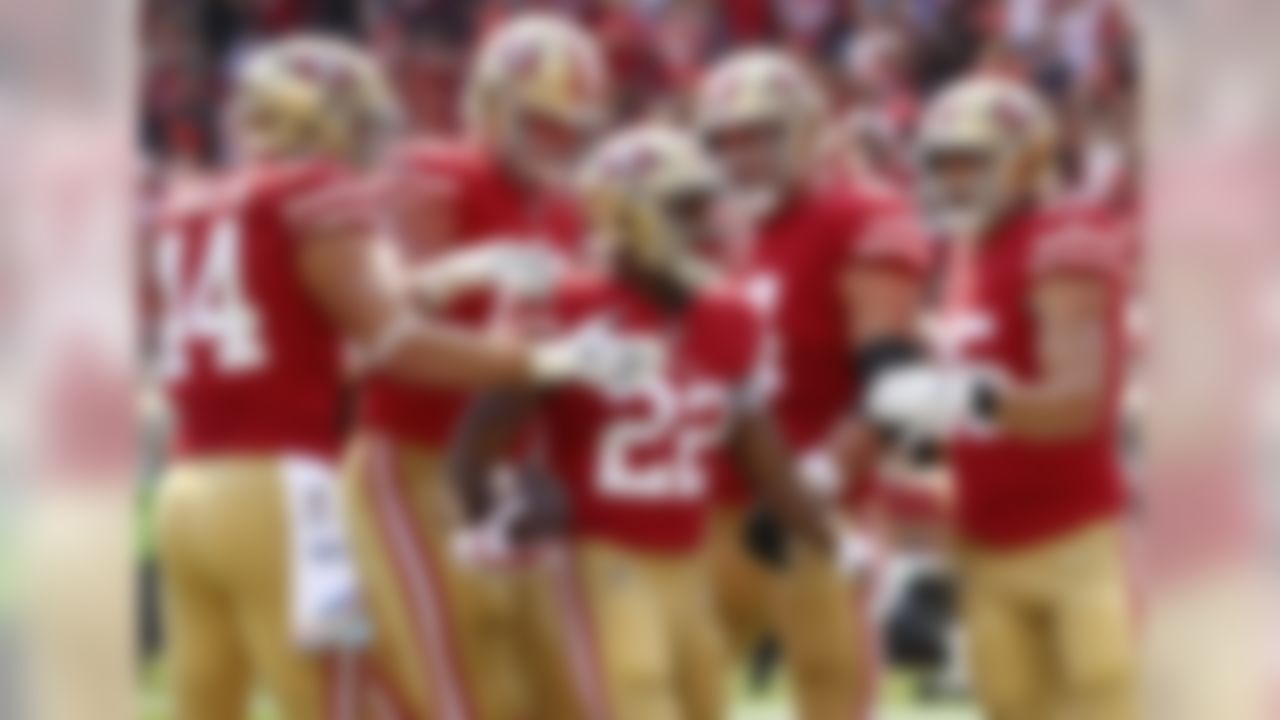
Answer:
[
  {"xmin": 834, "ymin": 527, "xmax": 882, "ymax": 580},
  {"xmin": 530, "ymin": 319, "xmax": 665, "ymax": 391},
  {"xmin": 796, "ymin": 448, "xmax": 844, "ymax": 501},
  {"xmin": 451, "ymin": 518, "xmax": 522, "ymax": 569},
  {"xmin": 414, "ymin": 242, "xmax": 567, "ymax": 306},
  {"xmin": 866, "ymin": 364, "xmax": 1002, "ymax": 442}
]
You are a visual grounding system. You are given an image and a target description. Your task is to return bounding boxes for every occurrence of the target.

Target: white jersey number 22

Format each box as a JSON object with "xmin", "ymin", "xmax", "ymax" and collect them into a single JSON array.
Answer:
[{"xmin": 597, "ymin": 380, "xmax": 725, "ymax": 501}]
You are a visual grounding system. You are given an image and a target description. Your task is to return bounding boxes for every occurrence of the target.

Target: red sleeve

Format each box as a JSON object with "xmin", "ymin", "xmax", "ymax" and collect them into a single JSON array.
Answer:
[
  {"xmin": 382, "ymin": 141, "xmax": 479, "ymax": 256},
  {"xmin": 845, "ymin": 195, "xmax": 932, "ymax": 276},
  {"xmin": 1032, "ymin": 218, "xmax": 1130, "ymax": 286},
  {"xmin": 718, "ymin": 297, "xmax": 775, "ymax": 412},
  {"xmin": 389, "ymin": 142, "xmax": 469, "ymax": 207},
  {"xmin": 279, "ymin": 163, "xmax": 385, "ymax": 238},
  {"xmin": 698, "ymin": 292, "xmax": 767, "ymax": 384}
]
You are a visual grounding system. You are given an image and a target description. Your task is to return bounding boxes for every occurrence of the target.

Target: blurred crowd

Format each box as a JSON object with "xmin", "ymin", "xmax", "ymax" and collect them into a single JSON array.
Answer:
[{"xmin": 141, "ymin": 0, "xmax": 1137, "ymax": 210}]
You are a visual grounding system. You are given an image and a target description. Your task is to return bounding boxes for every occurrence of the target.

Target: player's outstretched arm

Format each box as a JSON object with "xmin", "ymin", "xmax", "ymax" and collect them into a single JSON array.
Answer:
[
  {"xmin": 298, "ymin": 221, "xmax": 623, "ymax": 389},
  {"xmin": 866, "ymin": 238, "xmax": 1120, "ymax": 445},
  {"xmin": 299, "ymin": 223, "xmax": 540, "ymax": 387},
  {"xmin": 409, "ymin": 243, "xmax": 568, "ymax": 309},
  {"xmin": 814, "ymin": 258, "xmax": 930, "ymax": 488},
  {"xmin": 728, "ymin": 410, "xmax": 836, "ymax": 554}
]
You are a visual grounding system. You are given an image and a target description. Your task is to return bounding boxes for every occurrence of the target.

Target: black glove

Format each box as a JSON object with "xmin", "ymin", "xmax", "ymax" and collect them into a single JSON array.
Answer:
[{"xmin": 742, "ymin": 508, "xmax": 790, "ymax": 569}]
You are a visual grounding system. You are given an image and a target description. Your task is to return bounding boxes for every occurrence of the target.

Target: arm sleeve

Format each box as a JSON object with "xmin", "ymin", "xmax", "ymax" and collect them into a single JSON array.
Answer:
[
  {"xmin": 1031, "ymin": 218, "xmax": 1130, "ymax": 286},
  {"xmin": 281, "ymin": 166, "xmax": 386, "ymax": 239},
  {"xmin": 381, "ymin": 144, "xmax": 469, "ymax": 255},
  {"xmin": 846, "ymin": 199, "xmax": 932, "ymax": 277}
]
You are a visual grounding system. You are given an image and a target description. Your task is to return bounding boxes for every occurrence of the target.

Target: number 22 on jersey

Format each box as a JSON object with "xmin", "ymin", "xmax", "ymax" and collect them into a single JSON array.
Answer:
[
  {"xmin": 596, "ymin": 379, "xmax": 727, "ymax": 501},
  {"xmin": 155, "ymin": 217, "xmax": 267, "ymax": 380}
]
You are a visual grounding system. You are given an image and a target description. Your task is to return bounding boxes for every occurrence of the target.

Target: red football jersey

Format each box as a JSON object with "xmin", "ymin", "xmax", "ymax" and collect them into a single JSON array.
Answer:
[
  {"xmin": 538, "ymin": 273, "xmax": 764, "ymax": 552},
  {"xmin": 943, "ymin": 207, "xmax": 1131, "ymax": 547},
  {"xmin": 715, "ymin": 181, "xmax": 929, "ymax": 504},
  {"xmin": 359, "ymin": 141, "xmax": 583, "ymax": 447},
  {"xmin": 152, "ymin": 160, "xmax": 373, "ymax": 459}
]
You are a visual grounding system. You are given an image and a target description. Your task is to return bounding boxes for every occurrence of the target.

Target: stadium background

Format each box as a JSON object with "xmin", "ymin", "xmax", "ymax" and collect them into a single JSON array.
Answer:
[{"xmin": 137, "ymin": 0, "xmax": 1137, "ymax": 717}]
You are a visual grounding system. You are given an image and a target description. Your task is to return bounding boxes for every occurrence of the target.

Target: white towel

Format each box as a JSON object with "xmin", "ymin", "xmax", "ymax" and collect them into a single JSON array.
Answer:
[{"xmin": 282, "ymin": 455, "xmax": 371, "ymax": 650}]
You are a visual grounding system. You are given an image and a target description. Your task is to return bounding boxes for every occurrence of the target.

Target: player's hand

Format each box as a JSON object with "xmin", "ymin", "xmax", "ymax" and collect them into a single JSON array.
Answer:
[
  {"xmin": 415, "ymin": 242, "xmax": 567, "ymax": 305},
  {"xmin": 834, "ymin": 527, "xmax": 882, "ymax": 581},
  {"xmin": 452, "ymin": 495, "xmax": 543, "ymax": 570},
  {"xmin": 865, "ymin": 363, "xmax": 1002, "ymax": 449},
  {"xmin": 452, "ymin": 465, "xmax": 568, "ymax": 570},
  {"xmin": 795, "ymin": 448, "xmax": 843, "ymax": 501},
  {"xmin": 451, "ymin": 518, "xmax": 522, "ymax": 569},
  {"xmin": 530, "ymin": 319, "xmax": 665, "ymax": 391}
]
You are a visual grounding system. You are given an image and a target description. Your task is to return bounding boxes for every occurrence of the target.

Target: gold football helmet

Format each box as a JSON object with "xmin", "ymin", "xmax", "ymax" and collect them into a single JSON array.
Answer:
[
  {"xmin": 694, "ymin": 50, "xmax": 827, "ymax": 220},
  {"xmin": 579, "ymin": 125, "xmax": 722, "ymax": 284},
  {"xmin": 229, "ymin": 34, "xmax": 400, "ymax": 165},
  {"xmin": 916, "ymin": 75, "xmax": 1058, "ymax": 237},
  {"xmin": 463, "ymin": 14, "xmax": 609, "ymax": 186}
]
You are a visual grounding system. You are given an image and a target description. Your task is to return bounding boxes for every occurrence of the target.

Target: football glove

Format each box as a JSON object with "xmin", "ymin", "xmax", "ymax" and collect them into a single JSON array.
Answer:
[
  {"xmin": 742, "ymin": 508, "xmax": 790, "ymax": 569},
  {"xmin": 530, "ymin": 318, "xmax": 666, "ymax": 392},
  {"xmin": 414, "ymin": 241, "xmax": 568, "ymax": 306},
  {"xmin": 865, "ymin": 363, "xmax": 1003, "ymax": 450}
]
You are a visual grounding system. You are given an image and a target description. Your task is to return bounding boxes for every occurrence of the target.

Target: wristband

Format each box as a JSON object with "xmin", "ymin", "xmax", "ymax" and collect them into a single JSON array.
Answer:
[{"xmin": 972, "ymin": 376, "xmax": 1002, "ymax": 423}]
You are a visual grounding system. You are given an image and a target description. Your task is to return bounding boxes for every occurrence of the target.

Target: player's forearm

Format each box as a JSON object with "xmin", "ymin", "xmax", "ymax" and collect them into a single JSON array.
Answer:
[
  {"xmin": 732, "ymin": 415, "xmax": 835, "ymax": 553},
  {"xmin": 993, "ymin": 381, "xmax": 1106, "ymax": 440},
  {"xmin": 409, "ymin": 253, "xmax": 491, "ymax": 308},
  {"xmin": 1000, "ymin": 274, "xmax": 1113, "ymax": 440},
  {"xmin": 381, "ymin": 323, "xmax": 536, "ymax": 388},
  {"xmin": 773, "ymin": 477, "xmax": 836, "ymax": 553},
  {"xmin": 300, "ymin": 227, "xmax": 536, "ymax": 386}
]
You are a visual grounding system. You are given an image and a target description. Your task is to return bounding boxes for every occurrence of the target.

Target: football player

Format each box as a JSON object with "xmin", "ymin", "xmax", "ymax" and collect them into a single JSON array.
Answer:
[
  {"xmin": 448, "ymin": 126, "xmax": 853, "ymax": 720},
  {"xmin": 693, "ymin": 50, "xmax": 930, "ymax": 719},
  {"xmin": 866, "ymin": 75, "xmax": 1138, "ymax": 720},
  {"xmin": 339, "ymin": 14, "xmax": 610, "ymax": 720},
  {"xmin": 149, "ymin": 35, "xmax": 636, "ymax": 720}
]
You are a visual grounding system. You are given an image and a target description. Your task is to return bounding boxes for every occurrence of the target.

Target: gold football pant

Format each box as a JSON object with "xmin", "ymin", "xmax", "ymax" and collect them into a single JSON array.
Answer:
[
  {"xmin": 342, "ymin": 434, "xmax": 573, "ymax": 720},
  {"xmin": 709, "ymin": 507, "xmax": 877, "ymax": 720},
  {"xmin": 958, "ymin": 521, "xmax": 1138, "ymax": 720},
  {"xmin": 542, "ymin": 540, "xmax": 727, "ymax": 720},
  {"xmin": 156, "ymin": 456, "xmax": 363, "ymax": 720}
]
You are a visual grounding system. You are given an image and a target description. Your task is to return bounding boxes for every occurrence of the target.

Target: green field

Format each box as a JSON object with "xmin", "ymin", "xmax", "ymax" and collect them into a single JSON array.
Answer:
[{"xmin": 140, "ymin": 663, "xmax": 979, "ymax": 719}]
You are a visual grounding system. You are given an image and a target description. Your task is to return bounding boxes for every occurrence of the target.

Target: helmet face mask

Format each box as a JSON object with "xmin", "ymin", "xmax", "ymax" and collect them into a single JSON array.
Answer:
[
  {"xmin": 581, "ymin": 126, "xmax": 724, "ymax": 290},
  {"xmin": 501, "ymin": 106, "xmax": 599, "ymax": 189},
  {"xmin": 465, "ymin": 14, "xmax": 608, "ymax": 189},
  {"xmin": 610, "ymin": 179, "xmax": 722, "ymax": 287},
  {"xmin": 695, "ymin": 50, "xmax": 826, "ymax": 225},
  {"xmin": 704, "ymin": 119, "xmax": 791, "ymax": 223},
  {"xmin": 915, "ymin": 76, "xmax": 1057, "ymax": 239},
  {"xmin": 918, "ymin": 144, "xmax": 1006, "ymax": 238},
  {"xmin": 632, "ymin": 186, "xmax": 719, "ymax": 273}
]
